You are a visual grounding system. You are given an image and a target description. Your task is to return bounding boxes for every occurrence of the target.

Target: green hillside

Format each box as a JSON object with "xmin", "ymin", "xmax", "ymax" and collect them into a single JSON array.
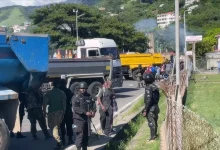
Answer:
[{"xmin": 0, "ymin": 6, "xmax": 38, "ymax": 26}]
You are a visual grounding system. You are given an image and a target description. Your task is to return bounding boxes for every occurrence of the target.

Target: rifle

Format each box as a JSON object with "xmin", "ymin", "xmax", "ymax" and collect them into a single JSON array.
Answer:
[
  {"xmin": 86, "ymin": 100, "xmax": 100, "ymax": 139},
  {"xmin": 87, "ymin": 103, "xmax": 92, "ymax": 137}
]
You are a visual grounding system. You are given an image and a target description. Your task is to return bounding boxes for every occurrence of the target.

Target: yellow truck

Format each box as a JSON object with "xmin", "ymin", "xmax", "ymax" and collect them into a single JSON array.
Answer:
[{"xmin": 120, "ymin": 53, "xmax": 165, "ymax": 80}]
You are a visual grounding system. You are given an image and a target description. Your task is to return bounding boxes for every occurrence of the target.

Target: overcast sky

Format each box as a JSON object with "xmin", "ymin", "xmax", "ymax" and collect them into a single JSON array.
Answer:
[{"xmin": 0, "ymin": 0, "xmax": 66, "ymax": 7}]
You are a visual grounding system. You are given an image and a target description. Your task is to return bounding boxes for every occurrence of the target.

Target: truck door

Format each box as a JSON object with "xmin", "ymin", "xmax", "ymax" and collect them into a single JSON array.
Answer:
[{"xmin": 81, "ymin": 48, "xmax": 86, "ymax": 58}]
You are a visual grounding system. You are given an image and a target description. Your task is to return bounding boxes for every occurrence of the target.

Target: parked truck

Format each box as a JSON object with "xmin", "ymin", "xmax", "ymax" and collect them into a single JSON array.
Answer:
[
  {"xmin": 43, "ymin": 38, "xmax": 121, "ymax": 99},
  {"xmin": 75, "ymin": 38, "xmax": 123, "ymax": 88},
  {"xmin": 0, "ymin": 31, "xmax": 50, "ymax": 150},
  {"xmin": 120, "ymin": 52, "xmax": 165, "ymax": 80}
]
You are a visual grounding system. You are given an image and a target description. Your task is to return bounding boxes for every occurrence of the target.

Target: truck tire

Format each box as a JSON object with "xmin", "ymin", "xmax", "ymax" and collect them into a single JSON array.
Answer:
[
  {"xmin": 124, "ymin": 75, "xmax": 131, "ymax": 80},
  {"xmin": 132, "ymin": 69, "xmax": 139, "ymax": 81},
  {"xmin": 88, "ymin": 82, "xmax": 102, "ymax": 99},
  {"xmin": 0, "ymin": 119, "xmax": 10, "ymax": 150},
  {"xmin": 70, "ymin": 82, "xmax": 80, "ymax": 95}
]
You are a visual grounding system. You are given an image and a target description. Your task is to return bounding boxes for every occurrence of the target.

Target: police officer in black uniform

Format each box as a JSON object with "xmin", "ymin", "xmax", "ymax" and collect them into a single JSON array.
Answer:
[
  {"xmin": 59, "ymin": 79, "xmax": 74, "ymax": 145},
  {"xmin": 72, "ymin": 82, "xmax": 96, "ymax": 150},
  {"xmin": 142, "ymin": 72, "xmax": 160, "ymax": 141}
]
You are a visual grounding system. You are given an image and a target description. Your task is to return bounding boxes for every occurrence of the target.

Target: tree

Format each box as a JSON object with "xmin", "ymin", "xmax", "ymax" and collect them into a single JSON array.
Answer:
[
  {"xmin": 195, "ymin": 28, "xmax": 220, "ymax": 56},
  {"xmin": 30, "ymin": 3, "xmax": 148, "ymax": 51}
]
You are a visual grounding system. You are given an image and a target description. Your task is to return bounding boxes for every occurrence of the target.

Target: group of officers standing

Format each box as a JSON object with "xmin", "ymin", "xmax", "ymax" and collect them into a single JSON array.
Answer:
[
  {"xmin": 14, "ymin": 79, "xmax": 116, "ymax": 150},
  {"xmin": 13, "ymin": 69, "xmax": 161, "ymax": 149}
]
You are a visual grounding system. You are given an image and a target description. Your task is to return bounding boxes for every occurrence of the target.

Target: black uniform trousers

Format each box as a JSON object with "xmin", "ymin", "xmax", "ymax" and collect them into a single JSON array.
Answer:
[
  {"xmin": 100, "ymin": 106, "xmax": 113, "ymax": 134},
  {"xmin": 74, "ymin": 119, "xmax": 89, "ymax": 148},
  {"xmin": 146, "ymin": 105, "xmax": 159, "ymax": 137},
  {"xmin": 19, "ymin": 102, "xmax": 25, "ymax": 127},
  {"xmin": 27, "ymin": 108, "xmax": 49, "ymax": 137},
  {"xmin": 60, "ymin": 109, "xmax": 73, "ymax": 137}
]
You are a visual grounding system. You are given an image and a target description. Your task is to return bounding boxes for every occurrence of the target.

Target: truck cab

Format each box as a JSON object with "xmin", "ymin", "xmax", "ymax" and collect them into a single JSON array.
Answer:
[{"xmin": 75, "ymin": 38, "xmax": 123, "ymax": 88}]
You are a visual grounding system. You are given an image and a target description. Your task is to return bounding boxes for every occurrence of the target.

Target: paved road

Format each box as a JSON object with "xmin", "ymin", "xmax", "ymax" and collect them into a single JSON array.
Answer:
[{"xmin": 8, "ymin": 80, "xmax": 144, "ymax": 150}]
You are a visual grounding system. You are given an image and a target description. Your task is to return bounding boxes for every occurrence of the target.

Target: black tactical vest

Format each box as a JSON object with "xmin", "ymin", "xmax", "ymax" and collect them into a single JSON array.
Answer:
[{"xmin": 144, "ymin": 84, "xmax": 160, "ymax": 112}]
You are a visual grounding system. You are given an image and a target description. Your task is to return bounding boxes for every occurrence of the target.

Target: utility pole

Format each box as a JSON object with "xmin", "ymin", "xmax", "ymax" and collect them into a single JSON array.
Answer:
[
  {"xmin": 73, "ymin": 9, "xmax": 85, "ymax": 41},
  {"xmin": 175, "ymin": 0, "xmax": 182, "ymax": 149},
  {"xmin": 184, "ymin": 10, "xmax": 189, "ymax": 87},
  {"xmin": 192, "ymin": 42, "xmax": 196, "ymax": 71},
  {"xmin": 75, "ymin": 10, "xmax": 78, "ymax": 41},
  {"xmin": 175, "ymin": 0, "xmax": 180, "ymax": 87}
]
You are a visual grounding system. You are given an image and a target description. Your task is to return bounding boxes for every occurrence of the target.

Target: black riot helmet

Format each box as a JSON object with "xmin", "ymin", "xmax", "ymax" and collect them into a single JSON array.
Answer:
[
  {"xmin": 79, "ymin": 82, "xmax": 88, "ymax": 89},
  {"xmin": 143, "ymin": 72, "xmax": 155, "ymax": 84}
]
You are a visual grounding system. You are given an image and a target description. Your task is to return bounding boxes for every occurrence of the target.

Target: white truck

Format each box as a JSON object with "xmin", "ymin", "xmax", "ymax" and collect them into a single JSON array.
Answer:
[{"xmin": 75, "ymin": 38, "xmax": 123, "ymax": 88}]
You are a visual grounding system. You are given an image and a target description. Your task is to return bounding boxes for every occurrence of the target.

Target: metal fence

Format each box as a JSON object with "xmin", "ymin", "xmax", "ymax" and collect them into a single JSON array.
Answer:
[
  {"xmin": 195, "ymin": 57, "xmax": 219, "ymax": 74},
  {"xmin": 159, "ymin": 58, "xmax": 220, "ymax": 150}
]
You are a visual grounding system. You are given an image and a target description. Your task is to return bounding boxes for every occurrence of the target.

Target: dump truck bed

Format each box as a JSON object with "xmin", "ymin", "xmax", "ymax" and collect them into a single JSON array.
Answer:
[
  {"xmin": 120, "ymin": 53, "xmax": 165, "ymax": 69},
  {"xmin": 47, "ymin": 58, "xmax": 111, "ymax": 77}
]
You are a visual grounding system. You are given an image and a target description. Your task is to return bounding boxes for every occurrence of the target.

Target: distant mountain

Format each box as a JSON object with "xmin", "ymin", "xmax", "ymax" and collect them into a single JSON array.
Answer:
[
  {"xmin": 0, "ymin": 0, "xmax": 101, "ymax": 26},
  {"xmin": 64, "ymin": 0, "xmax": 99, "ymax": 5},
  {"xmin": 0, "ymin": 6, "xmax": 40, "ymax": 26}
]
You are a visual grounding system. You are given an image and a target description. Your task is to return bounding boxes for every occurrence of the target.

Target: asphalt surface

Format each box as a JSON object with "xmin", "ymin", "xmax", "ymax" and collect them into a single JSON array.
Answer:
[{"xmin": 8, "ymin": 80, "xmax": 144, "ymax": 150}]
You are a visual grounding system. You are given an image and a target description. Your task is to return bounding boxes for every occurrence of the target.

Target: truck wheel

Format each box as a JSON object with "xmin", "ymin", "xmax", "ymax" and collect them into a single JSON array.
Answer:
[
  {"xmin": 0, "ymin": 119, "xmax": 10, "ymax": 150},
  {"xmin": 88, "ymin": 82, "xmax": 102, "ymax": 99},
  {"xmin": 70, "ymin": 82, "xmax": 80, "ymax": 94},
  {"xmin": 132, "ymin": 70, "xmax": 139, "ymax": 81},
  {"xmin": 124, "ymin": 75, "xmax": 131, "ymax": 80}
]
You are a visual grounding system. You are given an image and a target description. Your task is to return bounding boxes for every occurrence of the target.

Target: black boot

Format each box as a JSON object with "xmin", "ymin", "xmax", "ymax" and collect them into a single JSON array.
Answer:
[
  {"xmin": 68, "ymin": 136, "xmax": 74, "ymax": 145},
  {"xmin": 43, "ymin": 130, "xmax": 52, "ymax": 140},
  {"xmin": 82, "ymin": 146, "xmax": 87, "ymax": 150},
  {"xmin": 10, "ymin": 131, "xmax": 15, "ymax": 138},
  {"xmin": 45, "ymin": 134, "xmax": 52, "ymax": 140},
  {"xmin": 54, "ymin": 142, "xmax": 64, "ymax": 150},
  {"xmin": 149, "ymin": 127, "xmax": 156, "ymax": 141},
  {"xmin": 155, "ymin": 127, "xmax": 158, "ymax": 137},
  {"xmin": 32, "ymin": 134, "xmax": 39, "ymax": 140},
  {"xmin": 62, "ymin": 136, "xmax": 66, "ymax": 146},
  {"xmin": 16, "ymin": 132, "xmax": 26, "ymax": 138}
]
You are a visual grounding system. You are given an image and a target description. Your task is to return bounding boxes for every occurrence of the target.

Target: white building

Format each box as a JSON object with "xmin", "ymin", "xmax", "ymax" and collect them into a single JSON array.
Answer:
[
  {"xmin": 185, "ymin": 0, "xmax": 200, "ymax": 7},
  {"xmin": 157, "ymin": 12, "xmax": 175, "ymax": 28}
]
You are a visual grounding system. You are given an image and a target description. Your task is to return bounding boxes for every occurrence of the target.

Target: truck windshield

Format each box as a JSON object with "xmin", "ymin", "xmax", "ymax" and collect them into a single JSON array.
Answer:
[{"xmin": 100, "ymin": 47, "xmax": 120, "ymax": 59}]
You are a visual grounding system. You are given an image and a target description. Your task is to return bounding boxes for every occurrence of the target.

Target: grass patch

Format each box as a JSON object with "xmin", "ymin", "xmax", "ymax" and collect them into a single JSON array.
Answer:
[
  {"xmin": 125, "ymin": 92, "xmax": 166, "ymax": 150},
  {"xmin": 104, "ymin": 92, "xmax": 166, "ymax": 150},
  {"xmin": 194, "ymin": 74, "xmax": 220, "ymax": 82},
  {"xmin": 186, "ymin": 74, "xmax": 220, "ymax": 134},
  {"xmin": 104, "ymin": 114, "xmax": 145, "ymax": 150}
]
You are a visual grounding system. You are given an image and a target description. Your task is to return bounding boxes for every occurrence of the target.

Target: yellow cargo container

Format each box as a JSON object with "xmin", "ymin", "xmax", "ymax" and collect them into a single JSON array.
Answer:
[{"xmin": 120, "ymin": 53, "xmax": 165, "ymax": 80}]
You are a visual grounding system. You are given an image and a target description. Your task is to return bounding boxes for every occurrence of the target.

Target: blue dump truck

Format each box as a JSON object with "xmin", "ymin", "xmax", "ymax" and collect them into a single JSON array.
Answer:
[
  {"xmin": 0, "ymin": 29, "xmax": 50, "ymax": 150},
  {"xmin": 0, "ymin": 29, "xmax": 116, "ymax": 149}
]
